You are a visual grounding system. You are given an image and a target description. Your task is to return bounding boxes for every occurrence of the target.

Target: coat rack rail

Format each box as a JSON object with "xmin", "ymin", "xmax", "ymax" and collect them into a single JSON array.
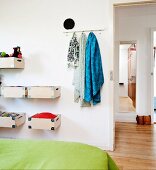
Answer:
[{"xmin": 63, "ymin": 29, "xmax": 106, "ymax": 34}]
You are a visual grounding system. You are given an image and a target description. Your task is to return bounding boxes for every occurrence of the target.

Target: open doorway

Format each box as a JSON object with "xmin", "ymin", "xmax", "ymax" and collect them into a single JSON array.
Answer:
[
  {"xmin": 114, "ymin": 2, "xmax": 156, "ymax": 124},
  {"xmin": 115, "ymin": 41, "xmax": 137, "ymax": 122},
  {"xmin": 119, "ymin": 43, "xmax": 136, "ymax": 113}
]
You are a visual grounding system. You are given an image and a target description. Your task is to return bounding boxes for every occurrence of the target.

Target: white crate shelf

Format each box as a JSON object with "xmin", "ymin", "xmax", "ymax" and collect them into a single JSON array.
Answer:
[
  {"xmin": 0, "ymin": 57, "xmax": 24, "ymax": 69},
  {"xmin": 26, "ymin": 86, "xmax": 61, "ymax": 99},
  {"xmin": 28, "ymin": 114, "xmax": 61, "ymax": 130},
  {"xmin": 0, "ymin": 86, "xmax": 61, "ymax": 99},
  {"xmin": 0, "ymin": 112, "xmax": 26, "ymax": 128},
  {"xmin": 1, "ymin": 86, "xmax": 25, "ymax": 98}
]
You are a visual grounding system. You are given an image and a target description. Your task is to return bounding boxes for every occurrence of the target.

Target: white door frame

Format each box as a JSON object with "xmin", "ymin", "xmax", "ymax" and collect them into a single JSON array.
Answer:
[
  {"xmin": 113, "ymin": 0, "xmax": 156, "ymax": 149},
  {"xmin": 113, "ymin": 6, "xmax": 138, "ymax": 122},
  {"xmin": 150, "ymin": 28, "xmax": 156, "ymax": 123},
  {"xmin": 113, "ymin": 4, "xmax": 155, "ymax": 124}
]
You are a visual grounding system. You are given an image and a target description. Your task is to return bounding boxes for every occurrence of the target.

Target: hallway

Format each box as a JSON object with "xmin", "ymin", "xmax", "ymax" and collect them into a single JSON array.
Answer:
[
  {"xmin": 108, "ymin": 123, "xmax": 156, "ymax": 170},
  {"xmin": 119, "ymin": 97, "xmax": 135, "ymax": 112},
  {"xmin": 116, "ymin": 97, "xmax": 136, "ymax": 122}
]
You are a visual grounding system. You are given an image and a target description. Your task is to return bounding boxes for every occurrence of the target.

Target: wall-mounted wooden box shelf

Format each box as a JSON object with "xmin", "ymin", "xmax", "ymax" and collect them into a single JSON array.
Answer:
[
  {"xmin": 0, "ymin": 112, "xmax": 26, "ymax": 128},
  {"xmin": 28, "ymin": 114, "xmax": 61, "ymax": 130},
  {"xmin": 0, "ymin": 58, "xmax": 24, "ymax": 69},
  {"xmin": 1, "ymin": 86, "xmax": 25, "ymax": 98},
  {"xmin": 27, "ymin": 86, "xmax": 61, "ymax": 99},
  {"xmin": 0, "ymin": 86, "xmax": 61, "ymax": 99}
]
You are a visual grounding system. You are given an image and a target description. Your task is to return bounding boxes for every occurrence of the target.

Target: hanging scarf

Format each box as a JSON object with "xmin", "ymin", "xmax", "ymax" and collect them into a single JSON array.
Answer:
[
  {"xmin": 67, "ymin": 33, "xmax": 79, "ymax": 68},
  {"xmin": 84, "ymin": 32, "xmax": 104, "ymax": 105},
  {"xmin": 73, "ymin": 33, "xmax": 91, "ymax": 107},
  {"xmin": 79, "ymin": 33, "xmax": 87, "ymax": 104}
]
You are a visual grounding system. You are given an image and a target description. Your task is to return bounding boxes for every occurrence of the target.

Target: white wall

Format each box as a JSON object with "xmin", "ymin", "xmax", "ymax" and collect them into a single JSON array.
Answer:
[
  {"xmin": 115, "ymin": 4, "xmax": 156, "ymax": 115},
  {"xmin": 129, "ymin": 49, "xmax": 137, "ymax": 79},
  {"xmin": 0, "ymin": 0, "xmax": 114, "ymax": 150},
  {"xmin": 119, "ymin": 45, "xmax": 129, "ymax": 97},
  {"xmin": 154, "ymin": 32, "xmax": 156, "ymax": 97}
]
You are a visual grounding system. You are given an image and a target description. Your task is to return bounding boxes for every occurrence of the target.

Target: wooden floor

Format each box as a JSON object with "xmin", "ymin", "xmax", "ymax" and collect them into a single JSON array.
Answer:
[{"xmin": 108, "ymin": 123, "xmax": 156, "ymax": 170}]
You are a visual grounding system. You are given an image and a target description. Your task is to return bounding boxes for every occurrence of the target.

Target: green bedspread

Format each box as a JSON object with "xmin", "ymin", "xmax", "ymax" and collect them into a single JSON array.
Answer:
[{"xmin": 0, "ymin": 140, "xmax": 119, "ymax": 170}]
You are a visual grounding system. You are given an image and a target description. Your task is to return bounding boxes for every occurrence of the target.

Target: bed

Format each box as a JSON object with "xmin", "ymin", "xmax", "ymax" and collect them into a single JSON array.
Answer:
[{"xmin": 0, "ymin": 139, "xmax": 119, "ymax": 170}]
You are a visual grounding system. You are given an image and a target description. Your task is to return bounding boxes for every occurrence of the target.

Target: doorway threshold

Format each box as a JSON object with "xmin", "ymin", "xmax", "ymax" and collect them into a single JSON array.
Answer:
[{"xmin": 115, "ymin": 112, "xmax": 136, "ymax": 123}]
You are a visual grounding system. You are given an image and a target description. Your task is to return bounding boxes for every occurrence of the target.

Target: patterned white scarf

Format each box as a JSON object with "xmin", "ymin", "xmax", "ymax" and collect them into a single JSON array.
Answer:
[{"xmin": 67, "ymin": 33, "xmax": 79, "ymax": 68}]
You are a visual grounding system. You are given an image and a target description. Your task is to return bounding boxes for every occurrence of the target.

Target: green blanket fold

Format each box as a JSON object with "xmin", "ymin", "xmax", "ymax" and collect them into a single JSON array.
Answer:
[{"xmin": 0, "ymin": 139, "xmax": 119, "ymax": 170}]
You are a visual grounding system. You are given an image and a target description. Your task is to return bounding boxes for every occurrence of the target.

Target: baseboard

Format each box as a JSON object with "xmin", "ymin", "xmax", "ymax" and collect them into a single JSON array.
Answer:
[
  {"xmin": 0, "ymin": 136, "xmax": 16, "ymax": 139},
  {"xmin": 86, "ymin": 141, "xmax": 114, "ymax": 151}
]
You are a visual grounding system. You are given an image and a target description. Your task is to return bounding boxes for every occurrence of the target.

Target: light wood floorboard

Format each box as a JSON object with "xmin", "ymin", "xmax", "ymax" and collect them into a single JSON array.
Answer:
[{"xmin": 108, "ymin": 123, "xmax": 156, "ymax": 170}]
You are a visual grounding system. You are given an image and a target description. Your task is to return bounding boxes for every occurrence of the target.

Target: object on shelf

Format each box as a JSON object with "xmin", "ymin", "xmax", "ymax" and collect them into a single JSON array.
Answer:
[
  {"xmin": 10, "ymin": 46, "xmax": 22, "ymax": 58},
  {"xmin": 28, "ymin": 112, "xmax": 61, "ymax": 130},
  {"xmin": 27, "ymin": 86, "xmax": 61, "ymax": 99},
  {"xmin": 0, "ymin": 57, "xmax": 24, "ymax": 69},
  {"xmin": 0, "ymin": 46, "xmax": 23, "ymax": 58},
  {"xmin": 0, "ymin": 112, "xmax": 26, "ymax": 128},
  {"xmin": 1, "ymin": 86, "xmax": 25, "ymax": 98},
  {"xmin": 0, "ymin": 52, "xmax": 9, "ymax": 57}
]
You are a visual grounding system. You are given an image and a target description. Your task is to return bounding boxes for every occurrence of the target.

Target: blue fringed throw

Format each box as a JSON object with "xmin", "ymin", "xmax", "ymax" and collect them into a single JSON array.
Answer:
[{"xmin": 84, "ymin": 32, "xmax": 104, "ymax": 105}]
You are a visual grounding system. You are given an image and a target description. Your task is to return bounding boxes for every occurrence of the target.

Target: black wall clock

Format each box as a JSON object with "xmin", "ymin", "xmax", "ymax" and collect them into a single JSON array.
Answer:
[{"xmin": 63, "ymin": 18, "xmax": 75, "ymax": 30}]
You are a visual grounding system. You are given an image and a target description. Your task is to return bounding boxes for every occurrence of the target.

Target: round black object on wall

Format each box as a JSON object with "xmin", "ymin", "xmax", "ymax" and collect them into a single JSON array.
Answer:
[{"xmin": 63, "ymin": 18, "xmax": 75, "ymax": 30}]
